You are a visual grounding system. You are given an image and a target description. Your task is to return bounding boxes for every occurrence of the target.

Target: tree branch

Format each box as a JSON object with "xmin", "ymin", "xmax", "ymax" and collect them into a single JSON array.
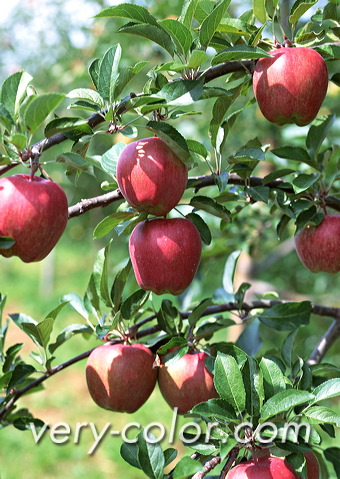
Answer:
[
  {"xmin": 67, "ymin": 173, "xmax": 340, "ymax": 218},
  {"xmin": 192, "ymin": 455, "xmax": 221, "ymax": 479},
  {"xmin": 1, "ymin": 299, "xmax": 338, "ymax": 423},
  {"xmin": 308, "ymin": 319, "xmax": 340, "ymax": 365}
]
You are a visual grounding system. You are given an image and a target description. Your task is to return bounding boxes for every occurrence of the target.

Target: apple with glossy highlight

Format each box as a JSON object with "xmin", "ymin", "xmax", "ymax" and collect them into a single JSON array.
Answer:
[
  {"xmin": 253, "ymin": 47, "xmax": 328, "ymax": 126},
  {"xmin": 116, "ymin": 136, "xmax": 188, "ymax": 216},
  {"xmin": 0, "ymin": 174, "xmax": 68, "ymax": 263}
]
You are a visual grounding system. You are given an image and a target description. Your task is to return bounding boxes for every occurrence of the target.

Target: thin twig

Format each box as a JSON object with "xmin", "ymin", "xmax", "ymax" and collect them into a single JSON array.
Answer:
[
  {"xmin": 308, "ymin": 320, "xmax": 340, "ymax": 365},
  {"xmin": 219, "ymin": 447, "xmax": 239, "ymax": 479},
  {"xmin": 192, "ymin": 455, "xmax": 221, "ymax": 479}
]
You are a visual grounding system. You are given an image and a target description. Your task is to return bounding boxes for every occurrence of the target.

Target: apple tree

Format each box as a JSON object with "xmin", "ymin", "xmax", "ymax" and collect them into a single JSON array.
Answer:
[{"xmin": 0, "ymin": 0, "xmax": 340, "ymax": 478}]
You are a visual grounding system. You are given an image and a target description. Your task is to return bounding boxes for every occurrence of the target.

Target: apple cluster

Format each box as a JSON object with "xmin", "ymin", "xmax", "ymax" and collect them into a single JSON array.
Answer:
[
  {"xmin": 116, "ymin": 135, "xmax": 202, "ymax": 295},
  {"xmin": 0, "ymin": 174, "xmax": 68, "ymax": 262},
  {"xmin": 86, "ymin": 139, "xmax": 216, "ymax": 415},
  {"xmin": 85, "ymin": 342, "xmax": 217, "ymax": 415}
]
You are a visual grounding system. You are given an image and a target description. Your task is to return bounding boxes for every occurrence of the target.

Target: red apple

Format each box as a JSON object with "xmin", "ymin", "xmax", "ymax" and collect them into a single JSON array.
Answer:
[
  {"xmin": 294, "ymin": 214, "xmax": 340, "ymax": 273},
  {"xmin": 116, "ymin": 136, "xmax": 188, "ymax": 216},
  {"xmin": 158, "ymin": 350, "xmax": 218, "ymax": 414},
  {"xmin": 86, "ymin": 342, "xmax": 157, "ymax": 413},
  {"xmin": 304, "ymin": 451, "xmax": 320, "ymax": 479},
  {"xmin": 0, "ymin": 174, "xmax": 68, "ymax": 263},
  {"xmin": 226, "ymin": 456, "xmax": 299, "ymax": 479},
  {"xmin": 253, "ymin": 47, "xmax": 328, "ymax": 126},
  {"xmin": 129, "ymin": 217, "xmax": 202, "ymax": 295}
]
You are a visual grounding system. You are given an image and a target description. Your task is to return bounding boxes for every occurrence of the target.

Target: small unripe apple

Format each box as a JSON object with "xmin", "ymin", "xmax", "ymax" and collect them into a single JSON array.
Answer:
[
  {"xmin": 294, "ymin": 214, "xmax": 340, "ymax": 273},
  {"xmin": 129, "ymin": 218, "xmax": 202, "ymax": 295},
  {"xmin": 0, "ymin": 174, "xmax": 68, "ymax": 262},
  {"xmin": 116, "ymin": 136, "xmax": 188, "ymax": 216},
  {"xmin": 86, "ymin": 342, "xmax": 157, "ymax": 413},
  {"xmin": 226, "ymin": 456, "xmax": 299, "ymax": 479},
  {"xmin": 253, "ymin": 47, "xmax": 328, "ymax": 126},
  {"xmin": 158, "ymin": 350, "xmax": 218, "ymax": 414}
]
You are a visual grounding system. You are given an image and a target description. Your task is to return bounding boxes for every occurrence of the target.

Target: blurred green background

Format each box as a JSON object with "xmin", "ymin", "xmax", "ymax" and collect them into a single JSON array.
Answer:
[{"xmin": 0, "ymin": 0, "xmax": 339, "ymax": 477}]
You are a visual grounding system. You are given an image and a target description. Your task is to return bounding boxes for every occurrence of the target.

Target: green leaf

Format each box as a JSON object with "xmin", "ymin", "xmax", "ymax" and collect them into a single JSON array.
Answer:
[
  {"xmin": 246, "ymin": 186, "xmax": 269, "ymax": 203},
  {"xmin": 23, "ymin": 93, "xmax": 65, "ymax": 135},
  {"xmin": 222, "ymin": 250, "xmax": 241, "ymax": 299},
  {"xmin": 173, "ymin": 456, "xmax": 204, "ymax": 479},
  {"xmin": 1, "ymin": 70, "xmax": 32, "ymax": 119},
  {"xmin": 179, "ymin": 0, "xmax": 199, "ymax": 29},
  {"xmin": 93, "ymin": 212, "xmax": 137, "ymax": 239},
  {"xmin": 303, "ymin": 406, "xmax": 340, "ymax": 425},
  {"xmin": 260, "ymin": 357, "xmax": 287, "ymax": 399},
  {"xmin": 121, "ymin": 289, "xmax": 149, "ymax": 320},
  {"xmin": 89, "ymin": 59, "xmax": 100, "ymax": 90},
  {"xmin": 137, "ymin": 431, "xmax": 165, "ymax": 479},
  {"xmin": 56, "ymin": 152, "xmax": 90, "ymax": 172},
  {"xmin": 0, "ymin": 236, "xmax": 15, "ymax": 249},
  {"xmin": 49, "ymin": 324, "xmax": 93, "ymax": 354},
  {"xmin": 101, "ymin": 142, "xmax": 126, "ymax": 177},
  {"xmin": 95, "ymin": 3, "xmax": 160, "ymax": 26},
  {"xmin": 22, "ymin": 318, "xmax": 54, "ymax": 350},
  {"xmin": 8, "ymin": 364, "xmax": 36, "ymax": 390},
  {"xmin": 290, "ymin": 0, "xmax": 318, "ymax": 25},
  {"xmin": 118, "ymin": 23, "xmax": 175, "ymax": 58},
  {"xmin": 120, "ymin": 442, "xmax": 141, "ymax": 470},
  {"xmin": 212, "ymin": 167, "xmax": 228, "ymax": 190},
  {"xmin": 210, "ymin": 84, "xmax": 242, "ymax": 149},
  {"xmin": 187, "ymin": 298, "xmax": 212, "ymax": 326},
  {"xmin": 113, "ymin": 61, "xmax": 148, "ymax": 99},
  {"xmin": 199, "ymin": 0, "xmax": 232, "ymax": 47},
  {"xmin": 186, "ymin": 212, "xmax": 211, "ymax": 245},
  {"xmin": 281, "ymin": 329, "xmax": 298, "ymax": 370},
  {"xmin": 61, "ymin": 293, "xmax": 89, "ymax": 320},
  {"xmin": 146, "ymin": 121, "xmax": 191, "ymax": 166},
  {"xmin": 214, "ymin": 352, "xmax": 246, "ymax": 414},
  {"xmin": 187, "ymin": 50, "xmax": 208, "ymax": 68},
  {"xmin": 292, "ymin": 173, "xmax": 320, "ymax": 194},
  {"xmin": 271, "ymin": 146, "xmax": 318, "ymax": 170},
  {"xmin": 306, "ymin": 115, "xmax": 335, "ymax": 158},
  {"xmin": 190, "ymin": 195, "xmax": 231, "ymax": 220},
  {"xmin": 111, "ymin": 260, "xmax": 132, "ymax": 312},
  {"xmin": 0, "ymin": 103, "xmax": 14, "ymax": 131},
  {"xmin": 243, "ymin": 357, "xmax": 264, "ymax": 418},
  {"xmin": 324, "ymin": 448, "xmax": 340, "ymax": 477},
  {"xmin": 191, "ymin": 397, "xmax": 237, "ymax": 420},
  {"xmin": 263, "ymin": 168, "xmax": 295, "ymax": 185},
  {"xmin": 312, "ymin": 379, "xmax": 340, "ymax": 403},
  {"xmin": 253, "ymin": 0, "xmax": 267, "ymax": 23},
  {"xmin": 0, "ymin": 371, "xmax": 12, "ymax": 389},
  {"xmin": 212, "ymin": 45, "xmax": 270, "ymax": 65},
  {"xmin": 156, "ymin": 300, "xmax": 181, "ymax": 334},
  {"xmin": 153, "ymin": 78, "xmax": 204, "ymax": 107},
  {"xmin": 261, "ymin": 389, "xmax": 315, "ymax": 421},
  {"xmin": 66, "ymin": 88, "xmax": 105, "ymax": 109},
  {"xmin": 3, "ymin": 343, "xmax": 24, "ymax": 372},
  {"xmin": 45, "ymin": 117, "xmax": 93, "ymax": 138},
  {"xmin": 257, "ymin": 301, "xmax": 312, "ymax": 331},
  {"xmin": 159, "ymin": 19, "xmax": 193, "ymax": 56},
  {"xmin": 159, "ymin": 344, "xmax": 189, "ymax": 367},
  {"xmin": 186, "ymin": 139, "xmax": 208, "ymax": 159},
  {"xmin": 164, "ymin": 448, "xmax": 178, "ymax": 468},
  {"xmin": 8, "ymin": 133, "xmax": 27, "ymax": 150},
  {"xmin": 98, "ymin": 45, "xmax": 122, "ymax": 103}
]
